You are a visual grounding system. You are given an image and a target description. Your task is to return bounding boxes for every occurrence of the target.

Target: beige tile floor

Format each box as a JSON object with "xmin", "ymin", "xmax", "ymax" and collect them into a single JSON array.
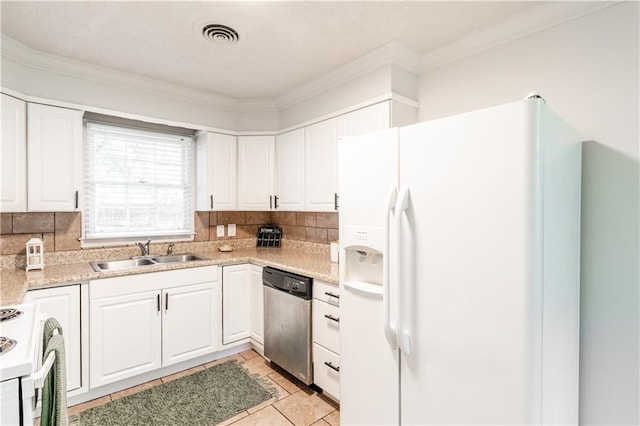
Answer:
[{"xmin": 67, "ymin": 349, "xmax": 340, "ymax": 426}]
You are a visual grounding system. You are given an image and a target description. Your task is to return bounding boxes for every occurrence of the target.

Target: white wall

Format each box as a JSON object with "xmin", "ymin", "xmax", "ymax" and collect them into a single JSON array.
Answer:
[
  {"xmin": 278, "ymin": 64, "xmax": 394, "ymax": 128},
  {"xmin": 278, "ymin": 63, "xmax": 418, "ymax": 128},
  {"xmin": 417, "ymin": 3, "xmax": 639, "ymax": 424},
  {"xmin": 1, "ymin": 56, "xmax": 280, "ymax": 131}
]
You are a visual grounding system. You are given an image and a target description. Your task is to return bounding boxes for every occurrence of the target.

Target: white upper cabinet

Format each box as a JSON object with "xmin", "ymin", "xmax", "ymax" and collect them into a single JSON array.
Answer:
[
  {"xmin": 195, "ymin": 131, "xmax": 237, "ymax": 211},
  {"xmin": 1, "ymin": 94, "xmax": 27, "ymax": 212},
  {"xmin": 305, "ymin": 118, "xmax": 340, "ymax": 212},
  {"xmin": 275, "ymin": 128, "xmax": 305, "ymax": 211},
  {"xmin": 27, "ymin": 103, "xmax": 83, "ymax": 211},
  {"xmin": 340, "ymin": 101, "xmax": 390, "ymax": 137},
  {"xmin": 305, "ymin": 101, "xmax": 393, "ymax": 212},
  {"xmin": 237, "ymin": 135, "xmax": 275, "ymax": 210}
]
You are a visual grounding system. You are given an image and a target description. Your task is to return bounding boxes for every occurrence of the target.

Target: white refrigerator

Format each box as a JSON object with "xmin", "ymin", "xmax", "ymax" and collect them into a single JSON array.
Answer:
[{"xmin": 338, "ymin": 97, "xmax": 581, "ymax": 425}]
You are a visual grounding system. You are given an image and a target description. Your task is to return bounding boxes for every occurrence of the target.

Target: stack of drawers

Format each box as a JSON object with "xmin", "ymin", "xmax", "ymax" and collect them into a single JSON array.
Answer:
[{"xmin": 312, "ymin": 279, "xmax": 341, "ymax": 401}]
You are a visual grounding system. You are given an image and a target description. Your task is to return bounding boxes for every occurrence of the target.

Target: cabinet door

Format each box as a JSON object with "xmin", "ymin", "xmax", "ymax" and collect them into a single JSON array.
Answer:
[
  {"xmin": 312, "ymin": 299, "xmax": 340, "ymax": 354},
  {"xmin": 162, "ymin": 282, "xmax": 219, "ymax": 366},
  {"xmin": 23, "ymin": 285, "xmax": 81, "ymax": 391},
  {"xmin": 1, "ymin": 94, "xmax": 27, "ymax": 212},
  {"xmin": 313, "ymin": 343, "xmax": 341, "ymax": 400},
  {"xmin": 222, "ymin": 265, "xmax": 251, "ymax": 344},
  {"xmin": 27, "ymin": 103, "xmax": 82, "ymax": 211},
  {"xmin": 305, "ymin": 118, "xmax": 339, "ymax": 212},
  {"xmin": 237, "ymin": 135, "xmax": 275, "ymax": 210},
  {"xmin": 195, "ymin": 132, "xmax": 237, "ymax": 211},
  {"xmin": 90, "ymin": 291, "xmax": 162, "ymax": 388},
  {"xmin": 249, "ymin": 265, "xmax": 264, "ymax": 345},
  {"xmin": 275, "ymin": 128, "xmax": 305, "ymax": 211},
  {"xmin": 340, "ymin": 101, "xmax": 390, "ymax": 138}
]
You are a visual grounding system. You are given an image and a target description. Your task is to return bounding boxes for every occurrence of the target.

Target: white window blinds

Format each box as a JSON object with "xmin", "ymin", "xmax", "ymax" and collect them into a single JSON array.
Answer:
[{"xmin": 83, "ymin": 122, "xmax": 194, "ymax": 241}]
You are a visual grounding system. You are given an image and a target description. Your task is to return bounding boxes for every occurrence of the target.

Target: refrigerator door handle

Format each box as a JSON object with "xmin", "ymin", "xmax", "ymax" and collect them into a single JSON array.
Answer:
[
  {"xmin": 395, "ymin": 187, "xmax": 412, "ymax": 355},
  {"xmin": 383, "ymin": 187, "xmax": 398, "ymax": 349}
]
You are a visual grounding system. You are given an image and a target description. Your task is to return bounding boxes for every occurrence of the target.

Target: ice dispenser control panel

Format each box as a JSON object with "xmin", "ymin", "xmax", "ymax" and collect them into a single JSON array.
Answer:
[{"xmin": 354, "ymin": 230, "xmax": 369, "ymax": 242}]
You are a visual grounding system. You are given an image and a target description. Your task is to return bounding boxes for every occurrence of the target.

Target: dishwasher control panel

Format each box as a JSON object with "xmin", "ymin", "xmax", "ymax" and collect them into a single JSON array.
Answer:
[{"xmin": 263, "ymin": 267, "xmax": 312, "ymax": 300}]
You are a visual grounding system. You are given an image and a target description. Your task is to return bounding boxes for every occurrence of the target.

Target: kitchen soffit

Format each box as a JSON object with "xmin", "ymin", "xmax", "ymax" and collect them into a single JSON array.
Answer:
[{"xmin": 0, "ymin": 1, "xmax": 607, "ymax": 105}]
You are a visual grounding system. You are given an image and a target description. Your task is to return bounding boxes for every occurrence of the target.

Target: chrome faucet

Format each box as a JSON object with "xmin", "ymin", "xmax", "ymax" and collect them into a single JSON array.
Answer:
[
  {"xmin": 137, "ymin": 240, "xmax": 151, "ymax": 257},
  {"xmin": 167, "ymin": 243, "xmax": 175, "ymax": 256}
]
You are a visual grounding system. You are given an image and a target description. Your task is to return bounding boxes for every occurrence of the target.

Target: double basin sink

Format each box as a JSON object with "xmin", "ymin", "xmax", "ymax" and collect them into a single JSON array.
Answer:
[{"xmin": 90, "ymin": 253, "xmax": 210, "ymax": 273}]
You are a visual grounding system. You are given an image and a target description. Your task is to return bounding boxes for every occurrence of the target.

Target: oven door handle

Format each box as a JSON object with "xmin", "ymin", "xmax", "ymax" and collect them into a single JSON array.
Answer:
[
  {"xmin": 31, "ymin": 350, "xmax": 56, "ymax": 390},
  {"xmin": 22, "ymin": 348, "xmax": 56, "ymax": 411}
]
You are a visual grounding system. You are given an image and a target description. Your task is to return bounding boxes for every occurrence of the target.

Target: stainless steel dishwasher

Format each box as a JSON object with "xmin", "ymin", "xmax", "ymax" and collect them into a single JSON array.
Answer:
[{"xmin": 263, "ymin": 266, "xmax": 313, "ymax": 385}]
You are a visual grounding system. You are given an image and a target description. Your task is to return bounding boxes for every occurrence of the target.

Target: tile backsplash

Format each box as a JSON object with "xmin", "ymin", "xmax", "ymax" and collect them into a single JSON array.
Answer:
[
  {"xmin": 196, "ymin": 210, "xmax": 338, "ymax": 244},
  {"xmin": 1, "ymin": 211, "xmax": 338, "ymax": 255},
  {"xmin": 1, "ymin": 212, "xmax": 81, "ymax": 255}
]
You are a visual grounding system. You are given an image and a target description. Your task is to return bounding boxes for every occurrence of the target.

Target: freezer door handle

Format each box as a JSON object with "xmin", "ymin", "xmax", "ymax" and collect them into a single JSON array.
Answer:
[
  {"xmin": 383, "ymin": 187, "xmax": 398, "ymax": 349},
  {"xmin": 395, "ymin": 187, "xmax": 412, "ymax": 355}
]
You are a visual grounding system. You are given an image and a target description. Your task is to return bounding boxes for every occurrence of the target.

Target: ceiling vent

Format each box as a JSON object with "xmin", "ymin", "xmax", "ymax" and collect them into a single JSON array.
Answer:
[{"xmin": 202, "ymin": 24, "xmax": 240, "ymax": 45}]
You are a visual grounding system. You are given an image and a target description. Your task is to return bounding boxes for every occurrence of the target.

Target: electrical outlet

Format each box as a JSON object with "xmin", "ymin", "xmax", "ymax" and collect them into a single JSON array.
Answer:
[
  {"xmin": 216, "ymin": 225, "xmax": 225, "ymax": 237},
  {"xmin": 228, "ymin": 224, "xmax": 236, "ymax": 237}
]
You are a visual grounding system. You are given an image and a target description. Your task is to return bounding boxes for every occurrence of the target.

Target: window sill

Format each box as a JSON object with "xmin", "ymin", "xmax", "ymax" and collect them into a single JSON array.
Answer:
[{"xmin": 80, "ymin": 234, "xmax": 195, "ymax": 249}]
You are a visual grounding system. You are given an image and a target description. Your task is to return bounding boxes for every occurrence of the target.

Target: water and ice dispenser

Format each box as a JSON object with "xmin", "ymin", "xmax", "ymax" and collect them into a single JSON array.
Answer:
[{"xmin": 341, "ymin": 226, "xmax": 384, "ymax": 288}]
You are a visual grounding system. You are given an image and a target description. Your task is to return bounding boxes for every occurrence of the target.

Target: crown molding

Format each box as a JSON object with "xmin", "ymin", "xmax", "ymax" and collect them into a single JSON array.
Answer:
[
  {"xmin": 1, "ymin": 2, "xmax": 620, "ymax": 114},
  {"xmin": 275, "ymin": 42, "xmax": 422, "ymax": 110},
  {"xmin": 419, "ymin": 1, "xmax": 621, "ymax": 72},
  {"xmin": 0, "ymin": 35, "xmax": 278, "ymax": 112}
]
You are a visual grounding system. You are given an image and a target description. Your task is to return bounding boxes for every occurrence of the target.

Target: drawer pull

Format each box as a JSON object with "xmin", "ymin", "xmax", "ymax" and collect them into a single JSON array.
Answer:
[
  {"xmin": 324, "ymin": 291, "xmax": 340, "ymax": 299},
  {"xmin": 324, "ymin": 361, "xmax": 340, "ymax": 372},
  {"xmin": 324, "ymin": 314, "xmax": 340, "ymax": 323}
]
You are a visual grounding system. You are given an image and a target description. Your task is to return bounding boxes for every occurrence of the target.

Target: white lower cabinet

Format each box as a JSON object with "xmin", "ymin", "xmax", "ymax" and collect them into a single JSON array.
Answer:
[
  {"xmin": 312, "ymin": 279, "xmax": 341, "ymax": 401},
  {"xmin": 249, "ymin": 265, "xmax": 264, "ymax": 345},
  {"xmin": 90, "ymin": 290, "xmax": 162, "ymax": 387},
  {"xmin": 222, "ymin": 264, "xmax": 264, "ymax": 347},
  {"xmin": 89, "ymin": 266, "xmax": 219, "ymax": 389},
  {"xmin": 23, "ymin": 284, "xmax": 82, "ymax": 392},
  {"xmin": 222, "ymin": 265, "xmax": 251, "ymax": 344},
  {"xmin": 313, "ymin": 343, "xmax": 341, "ymax": 399},
  {"xmin": 163, "ymin": 282, "xmax": 218, "ymax": 366}
]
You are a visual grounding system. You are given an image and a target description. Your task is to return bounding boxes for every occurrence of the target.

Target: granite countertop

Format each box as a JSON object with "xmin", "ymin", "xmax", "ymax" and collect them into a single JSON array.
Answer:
[{"xmin": 0, "ymin": 247, "xmax": 339, "ymax": 307}]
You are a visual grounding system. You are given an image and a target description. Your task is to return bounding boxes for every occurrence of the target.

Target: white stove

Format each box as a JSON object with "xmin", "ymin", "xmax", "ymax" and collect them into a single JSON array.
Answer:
[{"xmin": 0, "ymin": 303, "xmax": 41, "ymax": 425}]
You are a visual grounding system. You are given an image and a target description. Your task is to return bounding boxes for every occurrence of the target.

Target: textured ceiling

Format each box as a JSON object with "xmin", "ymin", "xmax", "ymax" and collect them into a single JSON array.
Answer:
[{"xmin": 1, "ymin": 1, "xmax": 542, "ymax": 99}]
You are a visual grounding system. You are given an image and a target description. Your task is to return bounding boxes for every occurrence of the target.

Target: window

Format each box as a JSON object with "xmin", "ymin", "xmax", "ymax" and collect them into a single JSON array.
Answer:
[{"xmin": 83, "ymin": 121, "xmax": 194, "ymax": 244}]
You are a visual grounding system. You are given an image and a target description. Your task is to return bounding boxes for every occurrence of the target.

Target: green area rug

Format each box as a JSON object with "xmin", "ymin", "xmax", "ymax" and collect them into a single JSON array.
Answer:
[{"xmin": 77, "ymin": 360, "xmax": 277, "ymax": 425}]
